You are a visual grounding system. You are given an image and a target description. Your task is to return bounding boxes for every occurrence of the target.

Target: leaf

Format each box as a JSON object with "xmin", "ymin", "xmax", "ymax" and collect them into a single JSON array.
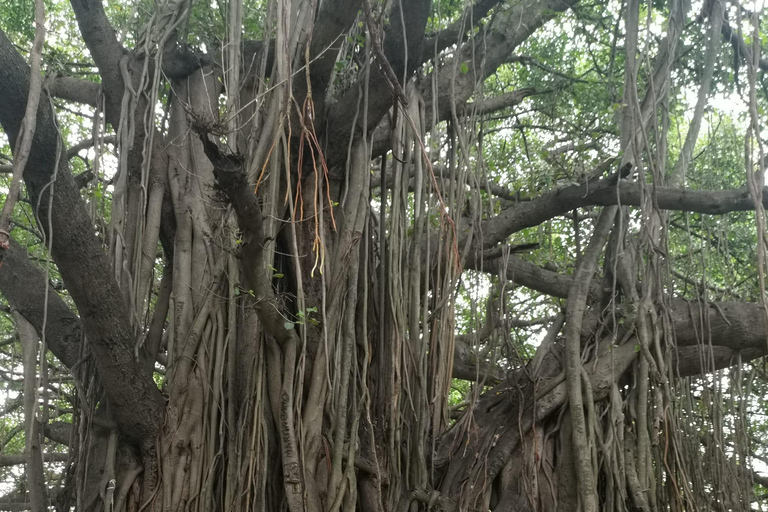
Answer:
[
  {"xmin": 460, "ymin": 62, "xmax": 469, "ymax": 74},
  {"xmin": 284, "ymin": 322, "xmax": 295, "ymax": 330},
  {"xmin": 274, "ymin": 273, "xmax": 284, "ymax": 278},
  {"xmin": 634, "ymin": 344, "xmax": 641, "ymax": 353}
]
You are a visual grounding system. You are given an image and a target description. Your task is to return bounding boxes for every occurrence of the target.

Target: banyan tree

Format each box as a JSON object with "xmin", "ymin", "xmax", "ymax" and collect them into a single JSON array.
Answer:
[{"xmin": 1, "ymin": 0, "xmax": 768, "ymax": 510}]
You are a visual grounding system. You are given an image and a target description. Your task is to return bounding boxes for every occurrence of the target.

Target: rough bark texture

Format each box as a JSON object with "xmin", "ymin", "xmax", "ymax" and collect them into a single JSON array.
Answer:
[{"xmin": 0, "ymin": 0, "xmax": 767, "ymax": 511}]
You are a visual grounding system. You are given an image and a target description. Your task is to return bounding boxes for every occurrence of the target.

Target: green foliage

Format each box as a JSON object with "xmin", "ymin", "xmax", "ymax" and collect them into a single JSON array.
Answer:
[
  {"xmin": 448, "ymin": 378, "xmax": 470, "ymax": 407},
  {"xmin": 3, "ymin": 0, "xmax": 768, "ymax": 501}
]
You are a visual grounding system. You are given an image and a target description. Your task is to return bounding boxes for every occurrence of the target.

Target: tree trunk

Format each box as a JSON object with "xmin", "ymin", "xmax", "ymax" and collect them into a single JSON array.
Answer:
[{"xmin": 0, "ymin": 0, "xmax": 766, "ymax": 511}]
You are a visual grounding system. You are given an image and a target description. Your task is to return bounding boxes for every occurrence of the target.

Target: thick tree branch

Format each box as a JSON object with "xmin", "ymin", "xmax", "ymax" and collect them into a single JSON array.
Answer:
[
  {"xmin": 467, "ymin": 253, "xmax": 602, "ymax": 301},
  {"xmin": 324, "ymin": 0, "xmax": 431, "ymax": 165},
  {"xmin": 44, "ymin": 76, "xmax": 100, "ymax": 107},
  {"xmin": 467, "ymin": 249, "xmax": 768, "ymax": 374},
  {"xmin": 66, "ymin": 134, "xmax": 117, "ymax": 159},
  {"xmin": 241, "ymin": 39, "xmax": 274, "ymax": 80},
  {"xmin": 68, "ymin": 0, "xmax": 127, "ymax": 123},
  {"xmin": 0, "ymin": 29, "xmax": 164, "ymax": 448},
  {"xmin": 199, "ymin": 135, "xmax": 298, "ymax": 346},
  {"xmin": 720, "ymin": 18, "xmax": 768, "ymax": 73},
  {"xmin": 440, "ymin": 295, "xmax": 768, "ymax": 504},
  {"xmin": 68, "ymin": 0, "xmax": 173, "ymax": 195},
  {"xmin": 452, "ymin": 337, "xmax": 503, "ymax": 383},
  {"xmin": 0, "ymin": 503, "xmax": 33, "ymax": 511},
  {"xmin": 481, "ymin": 173, "xmax": 768, "ymax": 250},
  {"xmin": 368, "ymin": 0, "xmax": 578, "ymax": 158},
  {"xmin": 671, "ymin": 299, "xmax": 768, "ymax": 353},
  {"xmin": 0, "ymin": 238, "xmax": 80, "ymax": 368},
  {"xmin": 459, "ymin": 88, "xmax": 537, "ymax": 116},
  {"xmin": 199, "ymin": 134, "xmax": 314, "ymax": 506},
  {"xmin": 424, "ymin": 0, "xmax": 503, "ymax": 55},
  {"xmin": 43, "ymin": 421, "xmax": 72, "ymax": 446},
  {"xmin": 425, "ymin": 0, "xmax": 579, "ymax": 127},
  {"xmin": 308, "ymin": 0, "xmax": 362, "ymax": 91},
  {"xmin": 162, "ymin": 45, "xmax": 211, "ymax": 79}
]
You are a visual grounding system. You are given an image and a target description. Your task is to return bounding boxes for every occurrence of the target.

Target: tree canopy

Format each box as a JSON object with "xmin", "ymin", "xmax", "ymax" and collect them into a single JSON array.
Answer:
[{"xmin": 1, "ymin": 0, "xmax": 768, "ymax": 511}]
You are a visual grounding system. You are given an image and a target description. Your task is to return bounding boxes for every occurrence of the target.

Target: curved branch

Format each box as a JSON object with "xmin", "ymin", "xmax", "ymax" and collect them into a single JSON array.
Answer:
[
  {"xmin": 368, "ymin": 0, "xmax": 579, "ymax": 158},
  {"xmin": 440, "ymin": 295, "xmax": 768, "ymax": 504},
  {"xmin": 425, "ymin": 0, "xmax": 579, "ymax": 129},
  {"xmin": 721, "ymin": 18, "xmax": 768, "ymax": 73},
  {"xmin": 66, "ymin": 134, "xmax": 117, "ymax": 159},
  {"xmin": 452, "ymin": 337, "xmax": 503, "ymax": 383},
  {"xmin": 324, "ymin": 0, "xmax": 432, "ymax": 165},
  {"xmin": 460, "ymin": 88, "xmax": 537, "ymax": 116},
  {"xmin": 308, "ymin": 0, "xmax": 362, "ymax": 90},
  {"xmin": 481, "ymin": 174, "xmax": 768, "ymax": 250},
  {"xmin": 68, "ymin": 0, "xmax": 127, "ymax": 123},
  {"xmin": 198, "ymin": 135, "xmax": 295, "ymax": 346},
  {"xmin": 467, "ymin": 254, "xmax": 602, "ymax": 301},
  {"xmin": 423, "ymin": 0, "xmax": 504, "ymax": 56}
]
